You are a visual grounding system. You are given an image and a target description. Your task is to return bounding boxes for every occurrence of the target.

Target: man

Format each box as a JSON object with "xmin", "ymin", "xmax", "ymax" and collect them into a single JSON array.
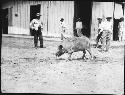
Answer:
[
  {"xmin": 30, "ymin": 13, "xmax": 44, "ymax": 48},
  {"xmin": 60, "ymin": 18, "xmax": 67, "ymax": 40},
  {"xmin": 75, "ymin": 18, "xmax": 83, "ymax": 37},
  {"xmin": 101, "ymin": 17, "xmax": 112, "ymax": 52},
  {"xmin": 96, "ymin": 18, "xmax": 103, "ymax": 47},
  {"xmin": 118, "ymin": 17, "xmax": 124, "ymax": 41}
]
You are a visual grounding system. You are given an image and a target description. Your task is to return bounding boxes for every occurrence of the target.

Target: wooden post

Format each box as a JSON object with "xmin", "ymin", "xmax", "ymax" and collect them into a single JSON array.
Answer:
[{"xmin": 112, "ymin": 2, "xmax": 115, "ymax": 41}]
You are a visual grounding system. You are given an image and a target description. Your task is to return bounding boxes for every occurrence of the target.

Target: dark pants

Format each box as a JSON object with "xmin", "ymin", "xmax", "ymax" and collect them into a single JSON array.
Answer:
[
  {"xmin": 61, "ymin": 33, "xmax": 64, "ymax": 40},
  {"xmin": 101, "ymin": 30, "xmax": 111, "ymax": 51},
  {"xmin": 33, "ymin": 28, "xmax": 43, "ymax": 47},
  {"xmin": 61, "ymin": 29, "xmax": 66, "ymax": 40},
  {"xmin": 96, "ymin": 31, "xmax": 103, "ymax": 47},
  {"xmin": 77, "ymin": 28, "xmax": 82, "ymax": 37}
]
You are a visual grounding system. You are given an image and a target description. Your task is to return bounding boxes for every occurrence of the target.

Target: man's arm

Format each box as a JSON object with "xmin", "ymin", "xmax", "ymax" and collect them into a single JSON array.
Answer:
[
  {"xmin": 40, "ymin": 22, "xmax": 43, "ymax": 29},
  {"xmin": 98, "ymin": 23, "xmax": 103, "ymax": 33},
  {"xmin": 30, "ymin": 20, "xmax": 35, "ymax": 30}
]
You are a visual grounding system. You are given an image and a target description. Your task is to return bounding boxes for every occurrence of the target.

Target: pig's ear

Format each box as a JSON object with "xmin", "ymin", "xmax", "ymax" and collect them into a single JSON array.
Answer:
[{"xmin": 58, "ymin": 45, "xmax": 63, "ymax": 50}]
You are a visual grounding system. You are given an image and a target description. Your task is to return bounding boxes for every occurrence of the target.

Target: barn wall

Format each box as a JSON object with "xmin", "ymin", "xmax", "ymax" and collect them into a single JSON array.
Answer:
[
  {"xmin": 2, "ymin": 0, "xmax": 31, "ymax": 35},
  {"xmin": 11, "ymin": 1, "xmax": 41, "ymax": 35},
  {"xmin": 91, "ymin": 2, "xmax": 114, "ymax": 40},
  {"xmin": 2, "ymin": 1, "xmax": 124, "ymax": 39},
  {"xmin": 114, "ymin": 3, "xmax": 124, "ymax": 19},
  {"xmin": 1, "ymin": 1, "xmax": 74, "ymax": 37},
  {"xmin": 47, "ymin": 1, "xmax": 74, "ymax": 37}
]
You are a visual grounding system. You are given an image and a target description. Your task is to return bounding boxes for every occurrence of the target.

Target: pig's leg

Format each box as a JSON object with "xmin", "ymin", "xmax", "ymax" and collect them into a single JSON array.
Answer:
[
  {"xmin": 82, "ymin": 49, "xmax": 86, "ymax": 60},
  {"xmin": 86, "ymin": 48, "xmax": 93, "ymax": 60},
  {"xmin": 68, "ymin": 52, "xmax": 73, "ymax": 61}
]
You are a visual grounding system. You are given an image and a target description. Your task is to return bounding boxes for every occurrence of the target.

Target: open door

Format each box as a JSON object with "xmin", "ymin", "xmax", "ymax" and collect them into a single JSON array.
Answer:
[
  {"xmin": 30, "ymin": 4, "xmax": 41, "ymax": 36},
  {"xmin": 113, "ymin": 3, "xmax": 124, "ymax": 41},
  {"xmin": 113, "ymin": 18, "xmax": 120, "ymax": 41},
  {"xmin": 74, "ymin": 1, "xmax": 92, "ymax": 38},
  {"xmin": 2, "ymin": 8, "xmax": 8, "ymax": 34}
]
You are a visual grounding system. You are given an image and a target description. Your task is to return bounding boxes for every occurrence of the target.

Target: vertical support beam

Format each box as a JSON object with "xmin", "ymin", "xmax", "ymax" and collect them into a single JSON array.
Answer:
[
  {"xmin": 90, "ymin": 2, "xmax": 93, "ymax": 40},
  {"xmin": 112, "ymin": 2, "xmax": 115, "ymax": 41}
]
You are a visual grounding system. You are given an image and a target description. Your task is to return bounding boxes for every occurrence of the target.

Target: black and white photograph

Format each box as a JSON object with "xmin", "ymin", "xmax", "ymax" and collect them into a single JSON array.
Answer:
[{"xmin": 1, "ymin": 0, "xmax": 124, "ymax": 94}]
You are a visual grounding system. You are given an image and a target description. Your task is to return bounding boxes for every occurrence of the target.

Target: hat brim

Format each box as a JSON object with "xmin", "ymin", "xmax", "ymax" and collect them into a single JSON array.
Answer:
[
  {"xmin": 97, "ymin": 18, "xmax": 102, "ymax": 20},
  {"xmin": 120, "ymin": 17, "xmax": 124, "ymax": 20},
  {"xmin": 60, "ymin": 19, "xmax": 64, "ymax": 21},
  {"xmin": 36, "ymin": 15, "xmax": 41, "ymax": 16},
  {"xmin": 106, "ymin": 17, "xmax": 112, "ymax": 19}
]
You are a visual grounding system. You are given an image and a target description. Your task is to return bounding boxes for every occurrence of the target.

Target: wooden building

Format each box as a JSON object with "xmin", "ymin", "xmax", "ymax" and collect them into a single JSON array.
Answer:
[
  {"xmin": 1, "ymin": 1, "xmax": 125, "ymax": 40},
  {"xmin": 1, "ymin": 0, "xmax": 75, "ymax": 37}
]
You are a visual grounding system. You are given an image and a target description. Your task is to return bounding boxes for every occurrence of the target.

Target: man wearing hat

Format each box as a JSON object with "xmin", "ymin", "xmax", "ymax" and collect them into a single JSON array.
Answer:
[
  {"xmin": 30, "ymin": 13, "xmax": 44, "ymax": 48},
  {"xmin": 60, "ymin": 18, "xmax": 67, "ymax": 40},
  {"xmin": 101, "ymin": 17, "xmax": 113, "ymax": 52},
  {"xmin": 96, "ymin": 18, "xmax": 103, "ymax": 47}
]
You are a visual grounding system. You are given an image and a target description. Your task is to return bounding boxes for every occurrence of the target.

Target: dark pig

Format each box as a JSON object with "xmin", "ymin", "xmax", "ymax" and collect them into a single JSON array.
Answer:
[{"xmin": 56, "ymin": 36, "xmax": 93, "ymax": 60}]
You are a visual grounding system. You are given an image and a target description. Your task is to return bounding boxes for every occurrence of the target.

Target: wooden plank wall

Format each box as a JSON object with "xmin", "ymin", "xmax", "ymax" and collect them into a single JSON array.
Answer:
[
  {"xmin": 2, "ymin": 0, "xmax": 74, "ymax": 37},
  {"xmin": 2, "ymin": 1, "xmax": 125, "ymax": 39},
  {"xmin": 47, "ymin": 1, "xmax": 74, "ymax": 37},
  {"xmin": 114, "ymin": 3, "xmax": 124, "ymax": 19},
  {"xmin": 9, "ymin": 0, "xmax": 30, "ymax": 34},
  {"xmin": 40, "ymin": 1, "xmax": 48, "ymax": 36}
]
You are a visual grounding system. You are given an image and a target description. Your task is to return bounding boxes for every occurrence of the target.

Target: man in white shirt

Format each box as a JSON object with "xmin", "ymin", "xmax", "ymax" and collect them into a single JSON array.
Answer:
[
  {"xmin": 75, "ymin": 18, "xmax": 83, "ymax": 37},
  {"xmin": 118, "ymin": 17, "xmax": 124, "ymax": 41},
  {"xmin": 101, "ymin": 17, "xmax": 112, "ymax": 52},
  {"xmin": 96, "ymin": 18, "xmax": 103, "ymax": 47},
  {"xmin": 30, "ymin": 13, "xmax": 44, "ymax": 48},
  {"xmin": 60, "ymin": 18, "xmax": 67, "ymax": 40}
]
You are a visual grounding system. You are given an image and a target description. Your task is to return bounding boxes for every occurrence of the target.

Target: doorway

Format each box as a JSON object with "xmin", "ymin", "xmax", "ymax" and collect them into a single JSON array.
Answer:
[
  {"xmin": 74, "ymin": 1, "xmax": 92, "ymax": 38},
  {"xmin": 30, "ymin": 4, "xmax": 41, "ymax": 36},
  {"xmin": 2, "ymin": 8, "xmax": 8, "ymax": 34},
  {"xmin": 113, "ymin": 18, "xmax": 120, "ymax": 41}
]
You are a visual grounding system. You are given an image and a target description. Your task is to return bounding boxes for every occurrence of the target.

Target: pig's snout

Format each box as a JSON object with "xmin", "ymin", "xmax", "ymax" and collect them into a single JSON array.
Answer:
[
  {"xmin": 55, "ymin": 50, "xmax": 64, "ymax": 57},
  {"xmin": 55, "ymin": 51, "xmax": 60, "ymax": 57},
  {"xmin": 55, "ymin": 45, "xmax": 66, "ymax": 57}
]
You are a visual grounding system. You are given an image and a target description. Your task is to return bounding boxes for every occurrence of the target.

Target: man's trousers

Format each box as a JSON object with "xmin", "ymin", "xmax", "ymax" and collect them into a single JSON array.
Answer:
[
  {"xmin": 101, "ymin": 30, "xmax": 111, "ymax": 51},
  {"xmin": 33, "ymin": 28, "xmax": 43, "ymax": 47},
  {"xmin": 76, "ymin": 28, "xmax": 82, "ymax": 37}
]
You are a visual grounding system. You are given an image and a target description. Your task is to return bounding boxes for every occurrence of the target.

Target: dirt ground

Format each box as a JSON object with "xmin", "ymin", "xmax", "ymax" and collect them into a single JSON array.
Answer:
[{"xmin": 1, "ymin": 36, "xmax": 124, "ymax": 94}]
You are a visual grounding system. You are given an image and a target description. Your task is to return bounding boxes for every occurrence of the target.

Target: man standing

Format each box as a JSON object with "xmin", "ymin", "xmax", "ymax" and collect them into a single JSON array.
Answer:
[
  {"xmin": 75, "ymin": 18, "xmax": 83, "ymax": 37},
  {"xmin": 96, "ymin": 18, "xmax": 103, "ymax": 47},
  {"xmin": 118, "ymin": 17, "xmax": 124, "ymax": 41},
  {"xmin": 101, "ymin": 17, "xmax": 112, "ymax": 52},
  {"xmin": 60, "ymin": 18, "xmax": 67, "ymax": 40},
  {"xmin": 30, "ymin": 13, "xmax": 44, "ymax": 48}
]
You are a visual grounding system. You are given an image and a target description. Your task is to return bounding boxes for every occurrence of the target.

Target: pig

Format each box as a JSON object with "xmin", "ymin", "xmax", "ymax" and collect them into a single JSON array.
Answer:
[{"xmin": 55, "ymin": 36, "xmax": 93, "ymax": 60}]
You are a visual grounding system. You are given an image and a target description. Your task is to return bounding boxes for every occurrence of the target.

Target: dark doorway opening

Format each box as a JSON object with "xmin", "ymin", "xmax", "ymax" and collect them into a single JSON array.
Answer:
[
  {"xmin": 30, "ymin": 4, "xmax": 41, "ymax": 36},
  {"xmin": 74, "ymin": 1, "xmax": 92, "ymax": 38},
  {"xmin": 2, "ymin": 8, "xmax": 8, "ymax": 34},
  {"xmin": 113, "ymin": 18, "xmax": 120, "ymax": 41}
]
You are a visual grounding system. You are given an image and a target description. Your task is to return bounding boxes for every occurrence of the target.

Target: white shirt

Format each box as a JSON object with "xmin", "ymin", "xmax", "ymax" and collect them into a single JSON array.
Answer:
[
  {"xmin": 60, "ymin": 21, "xmax": 67, "ymax": 29},
  {"xmin": 76, "ymin": 21, "xmax": 83, "ymax": 29},
  {"xmin": 99, "ymin": 20, "xmax": 112, "ymax": 32},
  {"xmin": 60, "ymin": 21, "xmax": 67, "ymax": 33},
  {"xmin": 98, "ymin": 21, "xmax": 104, "ymax": 32},
  {"xmin": 30, "ymin": 19, "xmax": 43, "ymax": 31}
]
